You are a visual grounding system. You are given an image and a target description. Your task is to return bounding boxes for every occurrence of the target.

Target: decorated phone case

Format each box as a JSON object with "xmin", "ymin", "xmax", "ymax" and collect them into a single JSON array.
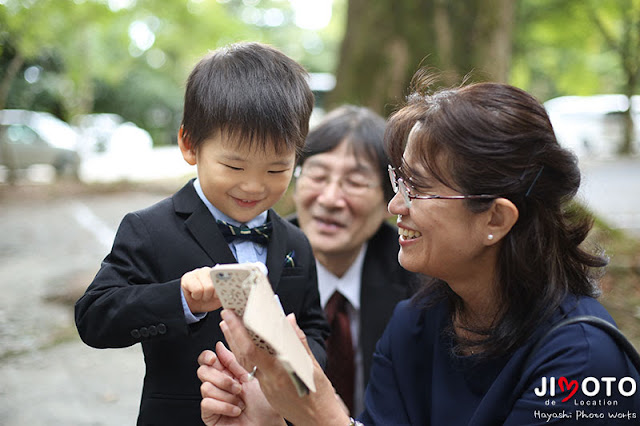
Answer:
[
  {"xmin": 210, "ymin": 262, "xmax": 315, "ymax": 396},
  {"xmin": 211, "ymin": 263, "xmax": 276, "ymax": 354}
]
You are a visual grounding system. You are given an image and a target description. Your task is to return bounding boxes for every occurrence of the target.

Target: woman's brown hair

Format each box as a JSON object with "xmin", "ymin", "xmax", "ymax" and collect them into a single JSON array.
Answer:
[{"xmin": 385, "ymin": 69, "xmax": 607, "ymax": 358}]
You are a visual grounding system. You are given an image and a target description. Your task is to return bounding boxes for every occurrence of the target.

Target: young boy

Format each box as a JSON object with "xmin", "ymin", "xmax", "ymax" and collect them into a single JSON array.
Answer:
[{"xmin": 75, "ymin": 42, "xmax": 329, "ymax": 426}]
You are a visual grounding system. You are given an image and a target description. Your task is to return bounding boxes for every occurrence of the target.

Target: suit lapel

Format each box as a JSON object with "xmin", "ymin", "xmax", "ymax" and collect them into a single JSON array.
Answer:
[
  {"xmin": 360, "ymin": 223, "xmax": 401, "ymax": 325},
  {"xmin": 173, "ymin": 183, "xmax": 287, "ymax": 275},
  {"xmin": 265, "ymin": 210, "xmax": 286, "ymax": 291},
  {"xmin": 173, "ymin": 181, "xmax": 237, "ymax": 265},
  {"xmin": 360, "ymin": 249, "xmax": 390, "ymax": 334},
  {"xmin": 359, "ymin": 223, "xmax": 402, "ymax": 384}
]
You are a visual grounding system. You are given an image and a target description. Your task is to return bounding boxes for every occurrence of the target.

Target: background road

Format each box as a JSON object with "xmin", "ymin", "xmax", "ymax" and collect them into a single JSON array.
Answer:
[
  {"xmin": 0, "ymin": 156, "xmax": 638, "ymax": 425},
  {"xmin": 0, "ymin": 183, "xmax": 176, "ymax": 426},
  {"xmin": 579, "ymin": 157, "xmax": 640, "ymax": 237}
]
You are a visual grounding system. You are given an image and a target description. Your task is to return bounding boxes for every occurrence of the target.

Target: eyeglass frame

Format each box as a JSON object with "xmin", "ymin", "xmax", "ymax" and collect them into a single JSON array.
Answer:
[
  {"xmin": 387, "ymin": 165, "xmax": 498, "ymax": 208},
  {"xmin": 294, "ymin": 164, "xmax": 381, "ymax": 197}
]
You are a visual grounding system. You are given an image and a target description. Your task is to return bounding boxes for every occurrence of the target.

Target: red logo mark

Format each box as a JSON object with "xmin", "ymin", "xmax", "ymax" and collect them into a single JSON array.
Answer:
[{"xmin": 558, "ymin": 376, "xmax": 579, "ymax": 402}]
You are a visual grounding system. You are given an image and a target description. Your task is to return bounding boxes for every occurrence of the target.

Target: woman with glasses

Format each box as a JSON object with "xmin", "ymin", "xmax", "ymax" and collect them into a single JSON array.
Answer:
[{"xmin": 197, "ymin": 71, "xmax": 639, "ymax": 425}]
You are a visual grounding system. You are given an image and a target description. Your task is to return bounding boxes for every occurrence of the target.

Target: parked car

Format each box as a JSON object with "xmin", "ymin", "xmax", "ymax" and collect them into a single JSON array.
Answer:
[
  {"xmin": 72, "ymin": 113, "xmax": 153, "ymax": 158},
  {"xmin": 72, "ymin": 113, "xmax": 155, "ymax": 182},
  {"xmin": 0, "ymin": 109, "xmax": 80, "ymax": 179},
  {"xmin": 544, "ymin": 94, "xmax": 640, "ymax": 158}
]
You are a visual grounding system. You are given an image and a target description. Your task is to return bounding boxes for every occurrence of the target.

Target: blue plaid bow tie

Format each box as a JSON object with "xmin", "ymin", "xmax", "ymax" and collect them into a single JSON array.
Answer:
[{"xmin": 216, "ymin": 219, "xmax": 272, "ymax": 245}]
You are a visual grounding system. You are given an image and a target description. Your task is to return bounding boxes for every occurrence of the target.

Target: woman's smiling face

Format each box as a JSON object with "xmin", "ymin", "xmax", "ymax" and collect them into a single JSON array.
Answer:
[{"xmin": 387, "ymin": 129, "xmax": 490, "ymax": 282}]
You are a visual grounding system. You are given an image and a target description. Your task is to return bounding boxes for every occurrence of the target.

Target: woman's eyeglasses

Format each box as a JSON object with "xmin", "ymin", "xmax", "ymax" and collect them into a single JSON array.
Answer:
[{"xmin": 387, "ymin": 165, "xmax": 497, "ymax": 208}]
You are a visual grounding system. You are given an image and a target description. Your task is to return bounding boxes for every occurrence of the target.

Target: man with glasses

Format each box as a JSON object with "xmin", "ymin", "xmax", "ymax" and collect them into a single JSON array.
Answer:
[{"xmin": 289, "ymin": 105, "xmax": 421, "ymax": 416}]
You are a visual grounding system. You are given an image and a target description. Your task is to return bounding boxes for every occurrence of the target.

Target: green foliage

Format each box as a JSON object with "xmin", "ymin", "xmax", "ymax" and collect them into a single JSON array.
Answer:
[
  {"xmin": 3, "ymin": 0, "xmax": 639, "ymax": 147},
  {"xmin": 512, "ymin": 0, "xmax": 640, "ymax": 101},
  {"xmin": 0, "ymin": 0, "xmax": 345, "ymax": 147}
]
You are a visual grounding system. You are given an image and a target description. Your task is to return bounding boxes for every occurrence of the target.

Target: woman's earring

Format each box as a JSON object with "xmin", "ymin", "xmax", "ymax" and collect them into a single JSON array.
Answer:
[{"xmin": 488, "ymin": 234, "xmax": 494, "ymax": 241}]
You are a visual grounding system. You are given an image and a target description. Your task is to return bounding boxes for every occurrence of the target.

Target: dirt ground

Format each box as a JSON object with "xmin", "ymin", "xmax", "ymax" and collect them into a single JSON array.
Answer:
[{"xmin": 0, "ymin": 180, "xmax": 176, "ymax": 426}]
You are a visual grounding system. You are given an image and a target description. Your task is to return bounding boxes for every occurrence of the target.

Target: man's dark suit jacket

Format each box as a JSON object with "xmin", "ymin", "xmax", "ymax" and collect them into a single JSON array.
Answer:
[
  {"xmin": 75, "ymin": 181, "xmax": 329, "ymax": 426},
  {"xmin": 289, "ymin": 217, "xmax": 421, "ymax": 390},
  {"xmin": 357, "ymin": 221, "xmax": 421, "ymax": 388}
]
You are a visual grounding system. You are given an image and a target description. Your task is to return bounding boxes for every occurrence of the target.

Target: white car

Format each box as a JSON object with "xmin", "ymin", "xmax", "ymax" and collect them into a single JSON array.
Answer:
[
  {"xmin": 544, "ymin": 94, "xmax": 640, "ymax": 158},
  {"xmin": 0, "ymin": 109, "xmax": 80, "ymax": 179},
  {"xmin": 72, "ymin": 113, "xmax": 153, "ymax": 158},
  {"xmin": 72, "ymin": 113, "xmax": 157, "ymax": 183}
]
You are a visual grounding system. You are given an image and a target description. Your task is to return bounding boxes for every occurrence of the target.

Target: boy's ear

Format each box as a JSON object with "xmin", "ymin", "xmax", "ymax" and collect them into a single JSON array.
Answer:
[
  {"xmin": 484, "ymin": 198, "xmax": 519, "ymax": 246},
  {"xmin": 178, "ymin": 126, "xmax": 197, "ymax": 165}
]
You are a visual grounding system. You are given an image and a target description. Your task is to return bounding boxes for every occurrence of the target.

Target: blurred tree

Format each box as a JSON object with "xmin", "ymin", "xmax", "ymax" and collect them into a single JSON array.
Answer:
[
  {"xmin": 0, "ymin": 0, "xmax": 132, "ymax": 118},
  {"xmin": 87, "ymin": 0, "xmax": 254, "ymax": 145},
  {"xmin": 4, "ymin": 0, "xmax": 637, "ymax": 154},
  {"xmin": 213, "ymin": 0, "xmax": 344, "ymax": 73},
  {"xmin": 0, "ymin": 0, "xmax": 257, "ymax": 145},
  {"xmin": 328, "ymin": 0, "xmax": 516, "ymax": 116},
  {"xmin": 586, "ymin": 0, "xmax": 640, "ymax": 155},
  {"xmin": 512, "ymin": 0, "xmax": 640, "ymax": 155},
  {"xmin": 0, "ymin": 0, "xmax": 343, "ymax": 147}
]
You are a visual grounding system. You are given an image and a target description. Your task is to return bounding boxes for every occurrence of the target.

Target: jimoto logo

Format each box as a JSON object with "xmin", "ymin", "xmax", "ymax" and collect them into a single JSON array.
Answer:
[{"xmin": 535, "ymin": 376, "xmax": 637, "ymax": 402}]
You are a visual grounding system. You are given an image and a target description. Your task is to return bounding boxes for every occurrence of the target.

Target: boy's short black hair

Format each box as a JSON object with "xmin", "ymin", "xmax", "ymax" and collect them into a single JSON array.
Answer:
[{"xmin": 181, "ymin": 42, "xmax": 314, "ymax": 155}]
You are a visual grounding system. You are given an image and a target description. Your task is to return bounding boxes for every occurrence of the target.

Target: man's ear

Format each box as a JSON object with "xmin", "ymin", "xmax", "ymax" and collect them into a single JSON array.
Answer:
[
  {"xmin": 178, "ymin": 126, "xmax": 197, "ymax": 166},
  {"xmin": 485, "ymin": 198, "xmax": 519, "ymax": 245}
]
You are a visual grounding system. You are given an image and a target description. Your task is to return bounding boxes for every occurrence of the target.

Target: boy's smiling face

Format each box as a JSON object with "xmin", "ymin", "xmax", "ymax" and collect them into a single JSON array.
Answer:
[{"xmin": 180, "ymin": 131, "xmax": 296, "ymax": 223}]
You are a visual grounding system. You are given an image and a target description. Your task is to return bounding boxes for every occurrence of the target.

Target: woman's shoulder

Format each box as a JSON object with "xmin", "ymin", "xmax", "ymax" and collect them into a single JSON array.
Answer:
[
  {"xmin": 511, "ymin": 295, "xmax": 640, "ymax": 417},
  {"xmin": 393, "ymin": 295, "xmax": 446, "ymax": 315},
  {"xmin": 528, "ymin": 295, "xmax": 632, "ymax": 377},
  {"xmin": 537, "ymin": 295, "xmax": 617, "ymax": 353},
  {"xmin": 558, "ymin": 294, "xmax": 615, "ymax": 322}
]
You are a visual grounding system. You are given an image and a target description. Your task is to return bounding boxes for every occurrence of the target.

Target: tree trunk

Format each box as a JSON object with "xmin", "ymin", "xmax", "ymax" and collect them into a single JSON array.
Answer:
[
  {"xmin": 620, "ymin": 74, "xmax": 637, "ymax": 155},
  {"xmin": 0, "ymin": 52, "xmax": 24, "ymax": 185},
  {"xmin": 0, "ymin": 52, "xmax": 24, "ymax": 111},
  {"xmin": 587, "ymin": 1, "xmax": 640, "ymax": 156},
  {"xmin": 328, "ymin": 0, "xmax": 516, "ymax": 116}
]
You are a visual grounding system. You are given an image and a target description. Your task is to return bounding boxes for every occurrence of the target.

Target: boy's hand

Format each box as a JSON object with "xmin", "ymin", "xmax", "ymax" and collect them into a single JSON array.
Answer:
[{"xmin": 181, "ymin": 267, "xmax": 222, "ymax": 314}]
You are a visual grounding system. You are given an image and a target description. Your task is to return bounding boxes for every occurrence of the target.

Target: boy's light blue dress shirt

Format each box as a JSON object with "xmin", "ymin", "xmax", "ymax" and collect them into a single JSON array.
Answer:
[{"xmin": 181, "ymin": 179, "xmax": 268, "ymax": 323}]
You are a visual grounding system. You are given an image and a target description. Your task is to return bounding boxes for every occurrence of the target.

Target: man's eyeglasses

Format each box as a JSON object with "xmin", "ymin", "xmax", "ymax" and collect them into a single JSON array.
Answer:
[
  {"xmin": 295, "ymin": 165, "xmax": 380, "ymax": 197},
  {"xmin": 387, "ymin": 165, "xmax": 497, "ymax": 208}
]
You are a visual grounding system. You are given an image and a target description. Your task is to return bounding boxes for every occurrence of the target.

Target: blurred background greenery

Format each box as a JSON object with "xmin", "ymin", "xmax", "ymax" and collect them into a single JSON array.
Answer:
[{"xmin": 1, "ymin": 0, "xmax": 639, "ymax": 150}]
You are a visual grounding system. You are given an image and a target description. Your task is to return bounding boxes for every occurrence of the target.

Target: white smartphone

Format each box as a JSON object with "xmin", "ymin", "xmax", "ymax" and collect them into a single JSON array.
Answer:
[
  {"xmin": 210, "ymin": 262, "xmax": 313, "ymax": 396},
  {"xmin": 210, "ymin": 262, "xmax": 276, "ymax": 353},
  {"xmin": 210, "ymin": 263, "xmax": 259, "ymax": 317}
]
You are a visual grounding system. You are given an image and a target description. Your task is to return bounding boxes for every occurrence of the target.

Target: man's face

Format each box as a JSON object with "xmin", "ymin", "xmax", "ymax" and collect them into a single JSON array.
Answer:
[
  {"xmin": 185, "ymin": 133, "xmax": 296, "ymax": 223},
  {"xmin": 293, "ymin": 141, "xmax": 389, "ymax": 264}
]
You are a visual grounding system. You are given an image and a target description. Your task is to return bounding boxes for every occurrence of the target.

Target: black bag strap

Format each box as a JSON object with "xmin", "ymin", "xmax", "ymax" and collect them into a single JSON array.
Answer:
[{"xmin": 524, "ymin": 315, "xmax": 640, "ymax": 372}]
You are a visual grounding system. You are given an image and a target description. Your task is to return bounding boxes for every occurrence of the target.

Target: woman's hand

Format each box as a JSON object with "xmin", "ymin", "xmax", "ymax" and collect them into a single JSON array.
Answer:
[
  {"xmin": 198, "ymin": 342, "xmax": 285, "ymax": 426},
  {"xmin": 219, "ymin": 309, "xmax": 351, "ymax": 426}
]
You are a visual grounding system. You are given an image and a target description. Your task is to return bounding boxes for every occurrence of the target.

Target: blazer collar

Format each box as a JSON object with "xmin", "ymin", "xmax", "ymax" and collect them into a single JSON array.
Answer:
[
  {"xmin": 174, "ymin": 180, "xmax": 237, "ymax": 265},
  {"xmin": 265, "ymin": 210, "xmax": 286, "ymax": 290},
  {"xmin": 174, "ymin": 180, "xmax": 287, "ymax": 288}
]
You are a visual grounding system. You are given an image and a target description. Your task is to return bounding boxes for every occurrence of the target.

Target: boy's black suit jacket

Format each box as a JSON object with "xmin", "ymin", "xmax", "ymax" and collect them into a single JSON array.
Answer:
[{"xmin": 75, "ymin": 180, "xmax": 329, "ymax": 426}]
